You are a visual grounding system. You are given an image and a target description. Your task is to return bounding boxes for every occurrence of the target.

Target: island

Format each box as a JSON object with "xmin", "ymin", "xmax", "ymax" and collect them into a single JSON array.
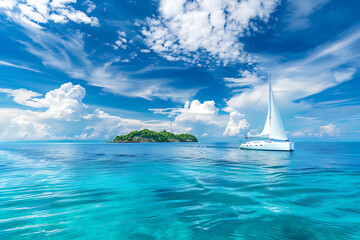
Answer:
[{"xmin": 108, "ymin": 129, "xmax": 198, "ymax": 143}]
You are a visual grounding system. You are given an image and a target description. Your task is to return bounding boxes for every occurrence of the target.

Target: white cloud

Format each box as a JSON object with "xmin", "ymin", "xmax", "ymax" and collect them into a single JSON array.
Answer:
[
  {"xmin": 82, "ymin": 0, "xmax": 96, "ymax": 13},
  {"xmin": 290, "ymin": 130, "xmax": 307, "ymax": 137},
  {"xmin": 112, "ymin": 31, "xmax": 128, "ymax": 50},
  {"xmin": 126, "ymin": 119, "xmax": 192, "ymax": 135},
  {"xmin": 286, "ymin": 0, "xmax": 329, "ymax": 30},
  {"xmin": 224, "ymin": 70, "xmax": 262, "ymax": 88},
  {"xmin": 294, "ymin": 115, "xmax": 318, "ymax": 121},
  {"xmin": 288, "ymin": 129, "xmax": 316, "ymax": 138},
  {"xmin": 0, "ymin": 83, "xmax": 207, "ymax": 141},
  {"xmin": 21, "ymin": 82, "xmax": 87, "ymax": 119},
  {"xmin": 149, "ymin": 100, "xmax": 220, "ymax": 121},
  {"xmin": 151, "ymin": 100, "xmax": 251, "ymax": 138},
  {"xmin": 0, "ymin": 0, "xmax": 99, "ymax": 29},
  {"xmin": 334, "ymin": 68, "xmax": 356, "ymax": 83},
  {"xmin": 175, "ymin": 100, "xmax": 219, "ymax": 124},
  {"xmin": 142, "ymin": 0, "xmax": 280, "ymax": 65},
  {"xmin": 0, "ymin": 82, "xmax": 131, "ymax": 141},
  {"xmin": 223, "ymin": 111, "xmax": 249, "ymax": 136},
  {"xmin": 0, "ymin": 60, "xmax": 41, "ymax": 73},
  {"xmin": 150, "ymin": 100, "xmax": 222, "ymax": 134},
  {"xmin": 319, "ymin": 124, "xmax": 340, "ymax": 137},
  {"xmin": 0, "ymin": 0, "xmax": 16, "ymax": 9},
  {"xmin": 148, "ymin": 107, "xmax": 182, "ymax": 117},
  {"xmin": 0, "ymin": 88, "xmax": 42, "ymax": 106},
  {"xmin": 289, "ymin": 124, "xmax": 360, "ymax": 139}
]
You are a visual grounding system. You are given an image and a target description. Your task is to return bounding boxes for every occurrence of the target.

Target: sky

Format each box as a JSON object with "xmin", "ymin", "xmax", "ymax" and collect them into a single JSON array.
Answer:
[{"xmin": 0, "ymin": 0, "xmax": 359, "ymax": 142}]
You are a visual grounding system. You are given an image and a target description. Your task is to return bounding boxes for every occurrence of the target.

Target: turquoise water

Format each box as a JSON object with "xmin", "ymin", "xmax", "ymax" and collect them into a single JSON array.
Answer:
[{"xmin": 0, "ymin": 142, "xmax": 359, "ymax": 240}]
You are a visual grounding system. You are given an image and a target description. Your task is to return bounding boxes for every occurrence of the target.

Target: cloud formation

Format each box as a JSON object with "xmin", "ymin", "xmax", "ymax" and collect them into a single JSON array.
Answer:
[
  {"xmin": 0, "ymin": 0, "xmax": 200, "ymax": 103},
  {"xmin": 83, "ymin": 0, "xmax": 96, "ymax": 13},
  {"xmin": 288, "ymin": 123, "xmax": 342, "ymax": 138},
  {"xmin": 0, "ymin": 0, "xmax": 99, "ymax": 29},
  {"xmin": 225, "ymin": 27, "xmax": 360, "ymax": 117},
  {"xmin": 319, "ymin": 123, "xmax": 340, "ymax": 137},
  {"xmin": 0, "ymin": 82, "xmax": 129, "ymax": 141},
  {"xmin": 150, "ymin": 100, "xmax": 220, "ymax": 124},
  {"xmin": 20, "ymin": 29, "xmax": 197, "ymax": 102},
  {"xmin": 224, "ymin": 70, "xmax": 262, "ymax": 88},
  {"xmin": 113, "ymin": 31, "xmax": 128, "ymax": 50},
  {"xmin": 142, "ymin": 0, "xmax": 280, "ymax": 65},
  {"xmin": 223, "ymin": 111, "xmax": 249, "ymax": 136},
  {"xmin": 0, "ymin": 83, "xmax": 210, "ymax": 141},
  {"xmin": 0, "ymin": 88, "xmax": 42, "ymax": 106},
  {"xmin": 150, "ymin": 100, "xmax": 250, "ymax": 137},
  {"xmin": 175, "ymin": 100, "xmax": 219, "ymax": 124}
]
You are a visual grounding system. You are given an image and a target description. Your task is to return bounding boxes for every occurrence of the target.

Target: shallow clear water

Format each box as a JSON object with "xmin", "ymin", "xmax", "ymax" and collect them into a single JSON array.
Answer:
[{"xmin": 0, "ymin": 142, "xmax": 359, "ymax": 240}]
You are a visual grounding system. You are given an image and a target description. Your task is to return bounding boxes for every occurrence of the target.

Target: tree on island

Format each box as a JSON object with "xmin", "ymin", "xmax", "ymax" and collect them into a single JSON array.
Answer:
[{"xmin": 109, "ymin": 129, "xmax": 198, "ymax": 143}]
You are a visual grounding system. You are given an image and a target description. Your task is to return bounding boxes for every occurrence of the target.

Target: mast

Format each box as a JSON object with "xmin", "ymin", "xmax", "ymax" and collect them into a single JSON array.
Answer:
[
  {"xmin": 257, "ymin": 73, "xmax": 288, "ymax": 141},
  {"xmin": 268, "ymin": 73, "xmax": 271, "ymax": 142}
]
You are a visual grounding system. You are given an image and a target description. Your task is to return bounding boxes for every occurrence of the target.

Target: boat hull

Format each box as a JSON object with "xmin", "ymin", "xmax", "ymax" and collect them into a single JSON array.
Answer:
[{"xmin": 240, "ymin": 141, "xmax": 294, "ymax": 151}]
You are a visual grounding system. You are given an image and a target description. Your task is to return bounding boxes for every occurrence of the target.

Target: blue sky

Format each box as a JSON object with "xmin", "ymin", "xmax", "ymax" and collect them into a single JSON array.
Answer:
[{"xmin": 0, "ymin": 0, "xmax": 359, "ymax": 142}]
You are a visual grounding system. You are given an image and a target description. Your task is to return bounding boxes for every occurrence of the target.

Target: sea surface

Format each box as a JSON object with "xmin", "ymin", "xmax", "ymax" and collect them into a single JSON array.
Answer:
[{"xmin": 0, "ymin": 142, "xmax": 359, "ymax": 240}]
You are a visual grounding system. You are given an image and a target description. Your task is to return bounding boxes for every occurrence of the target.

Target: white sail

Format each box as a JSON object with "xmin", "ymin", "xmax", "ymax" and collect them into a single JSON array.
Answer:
[
  {"xmin": 240, "ymin": 75, "xmax": 294, "ymax": 151},
  {"xmin": 259, "ymin": 80, "xmax": 288, "ymax": 141}
]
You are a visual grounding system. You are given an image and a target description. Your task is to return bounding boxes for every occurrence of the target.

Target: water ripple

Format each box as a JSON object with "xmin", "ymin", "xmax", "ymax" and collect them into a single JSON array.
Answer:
[{"xmin": 0, "ymin": 142, "xmax": 359, "ymax": 239}]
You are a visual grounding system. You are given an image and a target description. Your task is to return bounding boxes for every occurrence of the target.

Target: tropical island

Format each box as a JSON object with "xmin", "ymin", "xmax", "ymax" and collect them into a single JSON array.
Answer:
[{"xmin": 108, "ymin": 129, "xmax": 198, "ymax": 143}]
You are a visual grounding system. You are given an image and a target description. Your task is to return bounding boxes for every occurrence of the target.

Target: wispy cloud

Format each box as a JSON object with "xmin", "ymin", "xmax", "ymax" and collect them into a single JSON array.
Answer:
[
  {"xmin": 224, "ymin": 70, "xmax": 263, "ymax": 88},
  {"xmin": 0, "ymin": 60, "xmax": 41, "ymax": 73},
  {"xmin": 20, "ymin": 28, "xmax": 198, "ymax": 102},
  {"xmin": 225, "ymin": 26, "xmax": 360, "ymax": 116},
  {"xmin": 294, "ymin": 115, "xmax": 318, "ymax": 121},
  {"xmin": 285, "ymin": 0, "xmax": 330, "ymax": 30},
  {"xmin": 82, "ymin": 0, "xmax": 96, "ymax": 14},
  {"xmin": 224, "ymin": 26, "xmax": 360, "ymax": 137}
]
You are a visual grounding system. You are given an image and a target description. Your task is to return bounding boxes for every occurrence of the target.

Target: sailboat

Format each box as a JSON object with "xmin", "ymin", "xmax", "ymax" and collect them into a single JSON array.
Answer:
[{"xmin": 240, "ymin": 76, "xmax": 294, "ymax": 151}]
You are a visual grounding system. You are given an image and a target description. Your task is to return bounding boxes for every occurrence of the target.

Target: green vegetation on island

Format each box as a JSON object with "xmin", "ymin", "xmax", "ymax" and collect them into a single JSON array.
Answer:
[{"xmin": 108, "ymin": 129, "xmax": 198, "ymax": 143}]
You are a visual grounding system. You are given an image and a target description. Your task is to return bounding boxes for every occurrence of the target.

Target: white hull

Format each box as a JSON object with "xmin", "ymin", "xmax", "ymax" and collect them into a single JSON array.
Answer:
[{"xmin": 240, "ymin": 141, "xmax": 294, "ymax": 151}]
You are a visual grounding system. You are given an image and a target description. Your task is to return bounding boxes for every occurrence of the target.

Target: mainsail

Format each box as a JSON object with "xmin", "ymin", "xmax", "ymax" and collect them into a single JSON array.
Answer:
[{"xmin": 258, "ymin": 78, "xmax": 288, "ymax": 141}]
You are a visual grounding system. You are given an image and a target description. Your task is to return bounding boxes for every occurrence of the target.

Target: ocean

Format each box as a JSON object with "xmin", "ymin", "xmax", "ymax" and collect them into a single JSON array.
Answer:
[{"xmin": 0, "ymin": 142, "xmax": 359, "ymax": 239}]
